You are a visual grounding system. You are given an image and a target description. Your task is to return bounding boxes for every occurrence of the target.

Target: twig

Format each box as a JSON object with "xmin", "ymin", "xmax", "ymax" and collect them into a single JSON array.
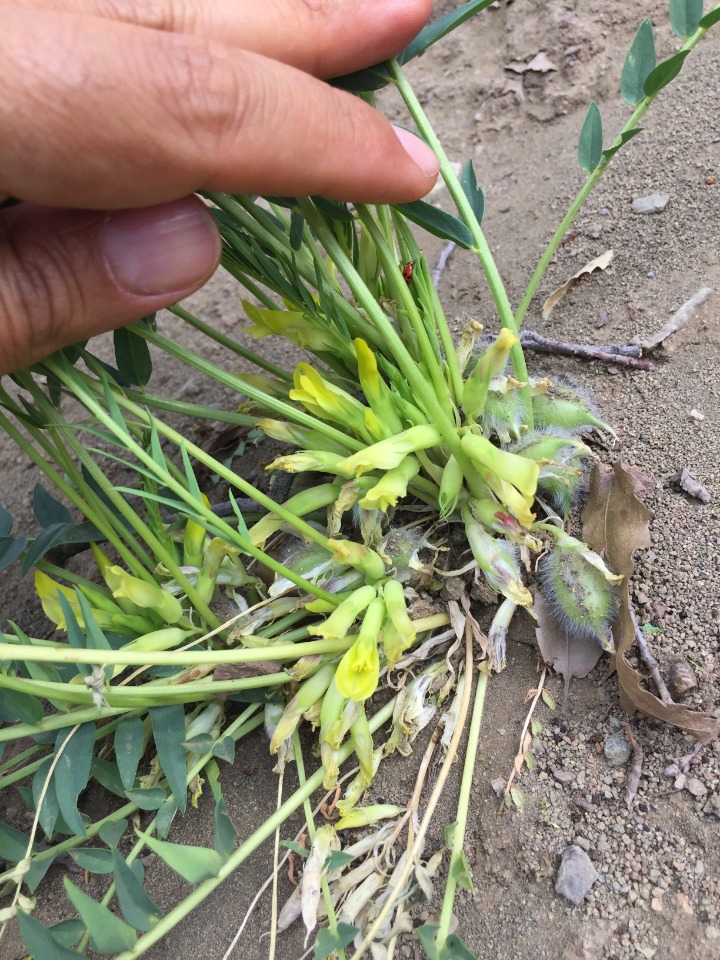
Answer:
[
  {"xmin": 520, "ymin": 331, "xmax": 654, "ymax": 370},
  {"xmin": 624, "ymin": 724, "xmax": 644, "ymax": 810},
  {"xmin": 675, "ymin": 741, "xmax": 704, "ymax": 774},
  {"xmin": 504, "ymin": 666, "xmax": 546, "ymax": 797},
  {"xmin": 632, "ymin": 286, "xmax": 713, "ymax": 352},
  {"xmin": 431, "ymin": 241, "xmax": 457, "ymax": 288},
  {"xmin": 630, "ymin": 606, "xmax": 673, "ymax": 704}
]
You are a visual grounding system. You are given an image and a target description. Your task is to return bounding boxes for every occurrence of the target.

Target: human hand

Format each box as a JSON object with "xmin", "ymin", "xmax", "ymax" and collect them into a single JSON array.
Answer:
[{"xmin": 0, "ymin": 0, "xmax": 438, "ymax": 373}]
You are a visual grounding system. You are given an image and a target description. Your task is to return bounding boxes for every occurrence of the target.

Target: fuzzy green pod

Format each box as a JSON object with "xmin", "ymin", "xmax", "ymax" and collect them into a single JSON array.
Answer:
[
  {"xmin": 532, "ymin": 386, "xmax": 614, "ymax": 436},
  {"xmin": 537, "ymin": 533, "xmax": 622, "ymax": 650}
]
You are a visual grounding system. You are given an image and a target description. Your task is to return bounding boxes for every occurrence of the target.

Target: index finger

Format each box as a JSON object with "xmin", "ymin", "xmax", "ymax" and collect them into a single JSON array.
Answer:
[{"xmin": 5, "ymin": 0, "xmax": 432, "ymax": 78}]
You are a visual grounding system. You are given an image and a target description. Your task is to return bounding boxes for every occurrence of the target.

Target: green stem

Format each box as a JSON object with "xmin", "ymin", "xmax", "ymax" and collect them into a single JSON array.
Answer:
[
  {"xmin": 385, "ymin": 58, "xmax": 532, "ymax": 422},
  {"xmin": 112, "ymin": 698, "xmax": 397, "ymax": 960},
  {"xmin": 169, "ymin": 305, "xmax": 292, "ymax": 381},
  {"xmin": 435, "ymin": 672, "xmax": 488, "ymax": 953},
  {"xmin": 514, "ymin": 20, "xmax": 715, "ymax": 330}
]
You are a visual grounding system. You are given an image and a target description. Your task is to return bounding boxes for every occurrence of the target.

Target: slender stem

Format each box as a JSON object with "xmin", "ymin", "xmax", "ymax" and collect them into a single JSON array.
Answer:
[
  {"xmin": 514, "ymin": 18, "xmax": 715, "ymax": 330},
  {"xmin": 386, "ymin": 58, "xmax": 532, "ymax": 421},
  {"xmin": 435, "ymin": 671, "xmax": 488, "ymax": 952},
  {"xmin": 112, "ymin": 698, "xmax": 398, "ymax": 960},
  {"xmin": 169, "ymin": 305, "xmax": 292, "ymax": 381}
]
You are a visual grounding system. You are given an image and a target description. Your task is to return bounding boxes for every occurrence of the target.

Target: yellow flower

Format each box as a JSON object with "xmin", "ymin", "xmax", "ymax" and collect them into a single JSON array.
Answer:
[
  {"xmin": 243, "ymin": 300, "xmax": 340, "ymax": 352},
  {"xmin": 335, "ymin": 598, "xmax": 384, "ymax": 701},
  {"xmin": 359, "ymin": 457, "xmax": 420, "ymax": 512},
  {"xmin": 337, "ymin": 425, "xmax": 442, "ymax": 477},
  {"xmin": 382, "ymin": 580, "xmax": 416, "ymax": 666},
  {"xmin": 35, "ymin": 571, "xmax": 83, "ymax": 631},
  {"xmin": 354, "ymin": 338, "xmax": 403, "ymax": 434},
  {"xmin": 104, "ymin": 566, "xmax": 183, "ymax": 624},
  {"xmin": 289, "ymin": 363, "xmax": 367, "ymax": 433},
  {"xmin": 327, "ymin": 540, "xmax": 386, "ymax": 581}
]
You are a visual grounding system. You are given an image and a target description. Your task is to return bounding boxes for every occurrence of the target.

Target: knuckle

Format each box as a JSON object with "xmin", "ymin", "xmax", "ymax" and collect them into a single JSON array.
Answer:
[{"xmin": 151, "ymin": 36, "xmax": 253, "ymax": 178}]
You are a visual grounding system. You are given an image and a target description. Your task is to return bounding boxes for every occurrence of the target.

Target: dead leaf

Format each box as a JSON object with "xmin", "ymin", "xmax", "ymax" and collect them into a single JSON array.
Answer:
[
  {"xmin": 213, "ymin": 660, "xmax": 278, "ymax": 681},
  {"xmin": 620, "ymin": 463, "xmax": 655, "ymax": 499},
  {"xmin": 542, "ymin": 250, "xmax": 614, "ymax": 321},
  {"xmin": 582, "ymin": 461, "xmax": 719, "ymax": 744},
  {"xmin": 671, "ymin": 468, "xmax": 712, "ymax": 504},
  {"xmin": 506, "ymin": 52, "xmax": 557, "ymax": 73},
  {"xmin": 631, "ymin": 286, "xmax": 712, "ymax": 351},
  {"xmin": 502, "ymin": 77, "xmax": 525, "ymax": 103},
  {"xmin": 535, "ymin": 593, "xmax": 604, "ymax": 711}
]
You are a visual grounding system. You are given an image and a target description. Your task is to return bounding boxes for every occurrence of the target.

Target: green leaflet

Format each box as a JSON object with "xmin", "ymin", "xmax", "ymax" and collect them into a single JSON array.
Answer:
[
  {"xmin": 620, "ymin": 19, "xmax": 656, "ymax": 104},
  {"xmin": 312, "ymin": 923, "xmax": 359, "ymax": 960},
  {"xmin": 112, "ymin": 848, "xmax": 163, "ymax": 932},
  {"xmin": 63, "ymin": 876, "xmax": 136, "ymax": 953},
  {"xmin": 124, "ymin": 787, "xmax": 168, "ymax": 811},
  {"xmin": 459, "ymin": 159, "xmax": 485, "ymax": 227},
  {"xmin": 114, "ymin": 715, "xmax": 145, "ymax": 790},
  {"xmin": 150, "ymin": 704, "xmax": 188, "ymax": 814},
  {"xmin": 113, "ymin": 325, "xmax": 153, "ymax": 387},
  {"xmin": 393, "ymin": 200, "xmax": 474, "ymax": 249},
  {"xmin": 643, "ymin": 49, "xmax": 690, "ymax": 97},
  {"xmin": 54, "ymin": 723, "xmax": 95, "ymax": 837},
  {"xmin": 578, "ymin": 101, "xmax": 603, "ymax": 173},
  {"xmin": 69, "ymin": 848, "xmax": 115, "ymax": 874},
  {"xmin": 18, "ymin": 912, "xmax": 84, "ymax": 960},
  {"xmin": 602, "ymin": 127, "xmax": 643, "ymax": 162},
  {"xmin": 669, "ymin": 0, "xmax": 704, "ymax": 38},
  {"xmin": 135, "ymin": 830, "xmax": 225, "ymax": 883}
]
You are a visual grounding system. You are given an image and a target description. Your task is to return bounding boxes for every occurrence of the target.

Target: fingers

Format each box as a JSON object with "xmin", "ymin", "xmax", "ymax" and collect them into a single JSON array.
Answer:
[
  {"xmin": 1, "ymin": 8, "xmax": 439, "ymax": 209},
  {"xmin": 0, "ymin": 198, "xmax": 221, "ymax": 374},
  {"xmin": 5, "ymin": 0, "xmax": 432, "ymax": 78}
]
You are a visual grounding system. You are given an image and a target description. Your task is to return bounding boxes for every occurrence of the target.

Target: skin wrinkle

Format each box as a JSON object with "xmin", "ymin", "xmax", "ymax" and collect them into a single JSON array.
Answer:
[{"xmin": 0, "ymin": 213, "xmax": 94, "ymax": 365}]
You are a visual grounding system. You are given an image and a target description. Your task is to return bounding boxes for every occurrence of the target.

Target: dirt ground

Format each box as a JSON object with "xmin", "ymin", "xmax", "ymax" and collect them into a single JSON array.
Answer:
[{"xmin": 2, "ymin": 1, "xmax": 720, "ymax": 958}]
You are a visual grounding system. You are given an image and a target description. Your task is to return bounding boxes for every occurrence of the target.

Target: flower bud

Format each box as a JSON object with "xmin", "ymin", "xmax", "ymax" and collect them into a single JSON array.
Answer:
[
  {"xmin": 334, "ymin": 804, "xmax": 406, "ymax": 831},
  {"xmin": 354, "ymin": 338, "xmax": 404, "ymax": 434},
  {"xmin": 308, "ymin": 584, "xmax": 377, "ymax": 640},
  {"xmin": 538, "ymin": 531, "xmax": 622, "ymax": 650},
  {"xmin": 382, "ymin": 581, "xmax": 416, "ymax": 665},
  {"xmin": 248, "ymin": 482, "xmax": 340, "ymax": 548},
  {"xmin": 438, "ymin": 455, "xmax": 464, "ymax": 519},
  {"xmin": 104, "ymin": 566, "xmax": 183, "ymax": 625},
  {"xmin": 327, "ymin": 540, "xmax": 386, "ymax": 581},
  {"xmin": 461, "ymin": 433, "xmax": 539, "ymax": 499},
  {"xmin": 269, "ymin": 663, "xmax": 336, "ymax": 753},
  {"xmin": 265, "ymin": 450, "xmax": 353, "ymax": 478},
  {"xmin": 462, "ymin": 328, "xmax": 519, "ymax": 420},
  {"xmin": 462, "ymin": 508, "xmax": 532, "ymax": 607}
]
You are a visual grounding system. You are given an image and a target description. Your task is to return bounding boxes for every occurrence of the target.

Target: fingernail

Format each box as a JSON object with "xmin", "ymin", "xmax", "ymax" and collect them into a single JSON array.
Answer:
[
  {"xmin": 392, "ymin": 125, "xmax": 439, "ymax": 179},
  {"xmin": 101, "ymin": 198, "xmax": 220, "ymax": 296}
]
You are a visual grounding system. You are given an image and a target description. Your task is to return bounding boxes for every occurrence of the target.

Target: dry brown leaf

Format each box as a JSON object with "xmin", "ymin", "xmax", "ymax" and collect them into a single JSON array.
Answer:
[
  {"xmin": 213, "ymin": 660, "xmax": 279, "ymax": 681},
  {"xmin": 534, "ymin": 593, "xmax": 604, "ymax": 711},
  {"xmin": 671, "ymin": 468, "xmax": 712, "ymax": 504},
  {"xmin": 582, "ymin": 461, "xmax": 719, "ymax": 744},
  {"xmin": 506, "ymin": 52, "xmax": 557, "ymax": 73},
  {"xmin": 542, "ymin": 250, "xmax": 614, "ymax": 320}
]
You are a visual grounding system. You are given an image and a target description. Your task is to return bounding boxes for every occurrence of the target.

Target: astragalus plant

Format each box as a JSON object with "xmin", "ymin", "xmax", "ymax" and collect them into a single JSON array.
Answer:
[{"xmin": 1, "ymin": 2, "xmax": 718, "ymax": 959}]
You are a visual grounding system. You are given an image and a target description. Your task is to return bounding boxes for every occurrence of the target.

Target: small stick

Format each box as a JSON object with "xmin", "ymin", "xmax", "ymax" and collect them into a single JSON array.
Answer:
[
  {"xmin": 632, "ymin": 286, "xmax": 713, "ymax": 352},
  {"xmin": 431, "ymin": 241, "xmax": 457, "ymax": 287},
  {"xmin": 630, "ymin": 606, "xmax": 673, "ymax": 705},
  {"xmin": 504, "ymin": 666, "xmax": 546, "ymax": 798},
  {"xmin": 624, "ymin": 723, "xmax": 644, "ymax": 809},
  {"xmin": 520, "ymin": 331, "xmax": 654, "ymax": 370},
  {"xmin": 676, "ymin": 741, "xmax": 704, "ymax": 774},
  {"xmin": 574, "ymin": 796, "xmax": 598, "ymax": 814}
]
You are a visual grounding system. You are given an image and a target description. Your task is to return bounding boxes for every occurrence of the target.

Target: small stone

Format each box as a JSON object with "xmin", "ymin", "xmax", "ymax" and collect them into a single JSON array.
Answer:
[
  {"xmin": 647, "ymin": 271, "xmax": 655, "ymax": 278},
  {"xmin": 552, "ymin": 767, "xmax": 575, "ymax": 784},
  {"xmin": 575, "ymin": 836, "xmax": 591, "ymax": 852},
  {"xmin": 676, "ymin": 892, "xmax": 694, "ymax": 916},
  {"xmin": 706, "ymin": 926, "xmax": 720, "ymax": 941},
  {"xmin": 686, "ymin": 777, "xmax": 708, "ymax": 797},
  {"xmin": 497, "ymin": 728, "xmax": 507, "ymax": 737},
  {"xmin": 604, "ymin": 732, "xmax": 631, "ymax": 766},
  {"xmin": 586, "ymin": 222, "xmax": 603, "ymax": 239},
  {"xmin": 599, "ymin": 207, "xmax": 610, "ymax": 216},
  {"xmin": 664, "ymin": 763, "xmax": 680, "ymax": 778},
  {"xmin": 632, "ymin": 193, "xmax": 670, "ymax": 214},
  {"xmin": 651, "ymin": 897, "xmax": 663, "ymax": 912},
  {"xmin": 490, "ymin": 778, "xmax": 505, "ymax": 798},
  {"xmin": 555, "ymin": 845, "xmax": 598, "ymax": 905},
  {"xmin": 674, "ymin": 773, "xmax": 687, "ymax": 791},
  {"xmin": 703, "ymin": 794, "xmax": 720, "ymax": 819}
]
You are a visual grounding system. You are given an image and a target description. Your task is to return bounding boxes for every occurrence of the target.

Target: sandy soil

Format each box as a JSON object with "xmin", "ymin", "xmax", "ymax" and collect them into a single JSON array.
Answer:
[{"xmin": 2, "ymin": 1, "xmax": 720, "ymax": 958}]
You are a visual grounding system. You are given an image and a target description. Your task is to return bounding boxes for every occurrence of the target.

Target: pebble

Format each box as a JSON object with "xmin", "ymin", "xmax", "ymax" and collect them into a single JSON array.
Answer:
[
  {"xmin": 686, "ymin": 777, "xmax": 708, "ymax": 797},
  {"xmin": 555, "ymin": 845, "xmax": 598, "ymax": 905},
  {"xmin": 604, "ymin": 732, "xmax": 631, "ymax": 766},
  {"xmin": 631, "ymin": 193, "xmax": 670, "ymax": 214},
  {"xmin": 675, "ymin": 773, "xmax": 687, "ymax": 790},
  {"xmin": 586, "ymin": 222, "xmax": 603, "ymax": 238}
]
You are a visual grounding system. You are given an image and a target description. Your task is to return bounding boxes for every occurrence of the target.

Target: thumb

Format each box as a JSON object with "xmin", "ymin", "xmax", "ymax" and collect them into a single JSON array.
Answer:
[{"xmin": 0, "ymin": 196, "xmax": 220, "ymax": 374}]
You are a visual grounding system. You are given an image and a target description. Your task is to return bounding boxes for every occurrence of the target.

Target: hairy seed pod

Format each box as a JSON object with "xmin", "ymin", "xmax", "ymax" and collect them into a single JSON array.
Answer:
[
  {"xmin": 537, "ymin": 536, "xmax": 621, "ymax": 650},
  {"xmin": 532, "ymin": 384, "xmax": 614, "ymax": 436}
]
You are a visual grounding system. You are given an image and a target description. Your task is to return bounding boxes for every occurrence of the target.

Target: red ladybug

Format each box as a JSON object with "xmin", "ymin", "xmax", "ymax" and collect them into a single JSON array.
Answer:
[{"xmin": 402, "ymin": 260, "xmax": 415, "ymax": 285}]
